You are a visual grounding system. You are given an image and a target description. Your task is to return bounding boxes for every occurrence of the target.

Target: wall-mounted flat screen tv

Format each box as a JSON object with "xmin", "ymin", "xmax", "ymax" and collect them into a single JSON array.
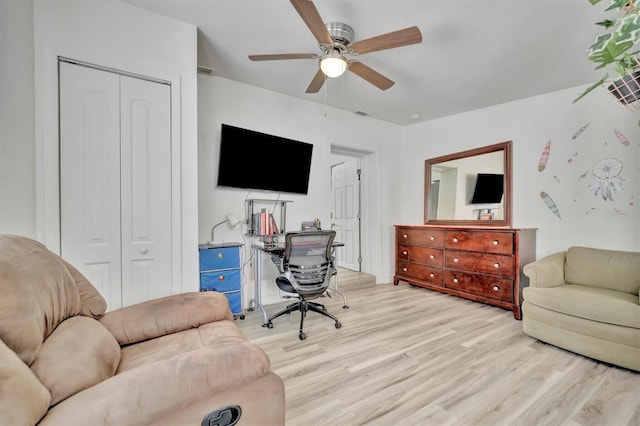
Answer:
[
  {"xmin": 470, "ymin": 173, "xmax": 504, "ymax": 204},
  {"xmin": 217, "ymin": 124, "xmax": 313, "ymax": 195}
]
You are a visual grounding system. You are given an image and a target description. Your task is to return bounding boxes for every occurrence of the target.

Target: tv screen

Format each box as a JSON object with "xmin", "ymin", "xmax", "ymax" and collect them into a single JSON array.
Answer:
[
  {"xmin": 470, "ymin": 173, "xmax": 504, "ymax": 204},
  {"xmin": 217, "ymin": 124, "xmax": 313, "ymax": 195}
]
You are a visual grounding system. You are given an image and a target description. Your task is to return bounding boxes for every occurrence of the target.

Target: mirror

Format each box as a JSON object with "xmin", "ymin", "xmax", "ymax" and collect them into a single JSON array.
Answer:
[{"xmin": 424, "ymin": 141, "xmax": 512, "ymax": 226}]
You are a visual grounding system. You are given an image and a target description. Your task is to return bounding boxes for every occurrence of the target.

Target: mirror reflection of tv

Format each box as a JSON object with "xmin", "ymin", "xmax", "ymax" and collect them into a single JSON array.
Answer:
[
  {"xmin": 470, "ymin": 173, "xmax": 504, "ymax": 204},
  {"xmin": 216, "ymin": 124, "xmax": 313, "ymax": 195}
]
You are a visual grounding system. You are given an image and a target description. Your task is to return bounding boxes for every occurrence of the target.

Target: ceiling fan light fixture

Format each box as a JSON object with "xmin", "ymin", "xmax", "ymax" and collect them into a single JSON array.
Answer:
[{"xmin": 320, "ymin": 53, "xmax": 347, "ymax": 78}]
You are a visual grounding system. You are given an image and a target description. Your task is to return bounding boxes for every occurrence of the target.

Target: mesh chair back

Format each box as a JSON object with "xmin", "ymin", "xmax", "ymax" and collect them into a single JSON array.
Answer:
[{"xmin": 282, "ymin": 231, "xmax": 336, "ymax": 297}]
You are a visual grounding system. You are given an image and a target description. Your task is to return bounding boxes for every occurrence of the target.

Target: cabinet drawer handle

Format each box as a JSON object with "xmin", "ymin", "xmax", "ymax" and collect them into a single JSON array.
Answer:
[
  {"xmin": 430, "ymin": 235, "xmax": 436, "ymax": 241},
  {"xmin": 429, "ymin": 273, "xmax": 435, "ymax": 278},
  {"xmin": 429, "ymin": 254, "xmax": 435, "ymax": 259},
  {"xmin": 403, "ymin": 250, "xmax": 408, "ymax": 255},
  {"xmin": 492, "ymin": 285, "xmax": 500, "ymax": 291},
  {"xmin": 453, "ymin": 258, "xmax": 459, "ymax": 263},
  {"xmin": 217, "ymin": 252, "xmax": 224, "ymax": 259},
  {"xmin": 453, "ymin": 278, "xmax": 459, "ymax": 284},
  {"xmin": 492, "ymin": 240, "xmax": 499, "ymax": 246},
  {"xmin": 494, "ymin": 263, "xmax": 500, "ymax": 268},
  {"xmin": 218, "ymin": 275, "xmax": 226, "ymax": 281},
  {"xmin": 403, "ymin": 234, "xmax": 408, "ymax": 239},
  {"xmin": 403, "ymin": 267, "xmax": 408, "ymax": 272},
  {"xmin": 452, "ymin": 237, "xmax": 459, "ymax": 243}
]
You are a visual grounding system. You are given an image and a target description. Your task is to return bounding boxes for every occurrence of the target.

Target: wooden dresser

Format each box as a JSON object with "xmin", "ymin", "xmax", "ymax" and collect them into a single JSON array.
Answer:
[{"xmin": 393, "ymin": 225, "xmax": 536, "ymax": 319}]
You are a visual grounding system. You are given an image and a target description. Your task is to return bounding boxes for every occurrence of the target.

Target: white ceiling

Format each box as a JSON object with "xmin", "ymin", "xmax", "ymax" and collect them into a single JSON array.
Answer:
[{"xmin": 122, "ymin": 0, "xmax": 606, "ymax": 126}]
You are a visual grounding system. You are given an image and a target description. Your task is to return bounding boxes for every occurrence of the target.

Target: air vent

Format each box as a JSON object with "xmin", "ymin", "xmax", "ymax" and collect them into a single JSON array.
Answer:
[
  {"xmin": 197, "ymin": 66, "xmax": 215, "ymax": 75},
  {"xmin": 355, "ymin": 110, "xmax": 369, "ymax": 116}
]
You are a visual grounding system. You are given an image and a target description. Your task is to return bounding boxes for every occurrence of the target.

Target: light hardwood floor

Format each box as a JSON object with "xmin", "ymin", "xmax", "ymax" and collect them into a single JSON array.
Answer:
[{"xmin": 237, "ymin": 269, "xmax": 640, "ymax": 426}]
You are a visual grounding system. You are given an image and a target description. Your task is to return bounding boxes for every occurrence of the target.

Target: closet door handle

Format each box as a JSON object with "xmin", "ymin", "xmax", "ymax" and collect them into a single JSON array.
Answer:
[{"xmin": 139, "ymin": 247, "xmax": 148, "ymax": 254}]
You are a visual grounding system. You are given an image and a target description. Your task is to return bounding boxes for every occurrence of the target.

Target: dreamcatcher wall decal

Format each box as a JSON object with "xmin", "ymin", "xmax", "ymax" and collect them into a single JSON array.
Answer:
[{"xmin": 589, "ymin": 158, "xmax": 625, "ymax": 202}]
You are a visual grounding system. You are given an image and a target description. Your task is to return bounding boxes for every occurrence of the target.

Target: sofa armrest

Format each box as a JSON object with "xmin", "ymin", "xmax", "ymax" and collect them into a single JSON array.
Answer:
[
  {"xmin": 523, "ymin": 251, "xmax": 567, "ymax": 288},
  {"xmin": 99, "ymin": 292, "xmax": 233, "ymax": 345},
  {"xmin": 38, "ymin": 343, "xmax": 270, "ymax": 426}
]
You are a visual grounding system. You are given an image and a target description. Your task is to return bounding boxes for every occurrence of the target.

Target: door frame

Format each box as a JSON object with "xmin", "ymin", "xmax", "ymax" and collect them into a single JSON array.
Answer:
[
  {"xmin": 330, "ymin": 144, "xmax": 382, "ymax": 281},
  {"xmin": 36, "ymin": 52, "xmax": 185, "ymax": 295}
]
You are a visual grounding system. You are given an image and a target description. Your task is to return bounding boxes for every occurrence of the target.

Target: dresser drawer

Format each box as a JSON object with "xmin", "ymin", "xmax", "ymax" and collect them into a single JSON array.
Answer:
[
  {"xmin": 445, "ymin": 250, "xmax": 514, "ymax": 277},
  {"xmin": 199, "ymin": 247, "xmax": 240, "ymax": 271},
  {"xmin": 397, "ymin": 228, "xmax": 444, "ymax": 247},
  {"xmin": 444, "ymin": 270, "xmax": 513, "ymax": 302},
  {"xmin": 397, "ymin": 260, "xmax": 444, "ymax": 286},
  {"xmin": 200, "ymin": 269, "xmax": 241, "ymax": 292},
  {"xmin": 444, "ymin": 231, "xmax": 513, "ymax": 255},
  {"xmin": 398, "ymin": 245, "xmax": 444, "ymax": 267}
]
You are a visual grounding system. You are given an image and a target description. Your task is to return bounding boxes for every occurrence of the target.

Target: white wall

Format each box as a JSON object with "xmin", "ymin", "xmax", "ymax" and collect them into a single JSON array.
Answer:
[
  {"xmin": 197, "ymin": 76, "xmax": 400, "ymax": 305},
  {"xmin": 401, "ymin": 86, "xmax": 639, "ymax": 263},
  {"xmin": 0, "ymin": 0, "xmax": 36, "ymax": 237}
]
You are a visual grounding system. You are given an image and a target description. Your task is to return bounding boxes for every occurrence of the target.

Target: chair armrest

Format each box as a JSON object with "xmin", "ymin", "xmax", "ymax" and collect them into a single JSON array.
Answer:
[
  {"xmin": 523, "ymin": 251, "xmax": 567, "ymax": 288},
  {"xmin": 99, "ymin": 292, "xmax": 232, "ymax": 345}
]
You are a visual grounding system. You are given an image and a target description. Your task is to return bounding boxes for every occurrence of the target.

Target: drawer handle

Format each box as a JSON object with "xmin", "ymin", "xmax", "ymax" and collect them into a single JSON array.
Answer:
[
  {"xmin": 453, "ymin": 258, "xmax": 459, "ymax": 263},
  {"xmin": 403, "ymin": 251, "xmax": 408, "ymax": 255},
  {"xmin": 402, "ymin": 267, "xmax": 408, "ymax": 272},
  {"xmin": 429, "ymin": 273, "xmax": 435, "ymax": 278},
  {"xmin": 492, "ymin": 240, "xmax": 499, "ymax": 246},
  {"xmin": 403, "ymin": 234, "xmax": 408, "ymax": 239},
  {"xmin": 494, "ymin": 263, "xmax": 500, "ymax": 268},
  {"xmin": 452, "ymin": 237, "xmax": 459, "ymax": 243},
  {"xmin": 429, "ymin": 254, "xmax": 435, "ymax": 259},
  {"xmin": 430, "ymin": 235, "xmax": 436, "ymax": 241},
  {"xmin": 492, "ymin": 285, "xmax": 500, "ymax": 291},
  {"xmin": 453, "ymin": 278, "xmax": 459, "ymax": 284},
  {"xmin": 218, "ymin": 275, "xmax": 225, "ymax": 281},
  {"xmin": 217, "ymin": 252, "xmax": 224, "ymax": 259}
]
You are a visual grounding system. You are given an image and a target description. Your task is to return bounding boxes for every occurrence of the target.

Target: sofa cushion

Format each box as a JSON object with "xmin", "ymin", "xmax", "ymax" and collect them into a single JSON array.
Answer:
[
  {"xmin": 62, "ymin": 259, "xmax": 107, "ymax": 319},
  {"xmin": 523, "ymin": 284, "xmax": 640, "ymax": 328},
  {"xmin": 0, "ymin": 235, "xmax": 81, "ymax": 365},
  {"xmin": 0, "ymin": 338, "xmax": 51, "ymax": 426},
  {"xmin": 30, "ymin": 316, "xmax": 121, "ymax": 405},
  {"xmin": 565, "ymin": 246, "xmax": 640, "ymax": 294},
  {"xmin": 117, "ymin": 320, "xmax": 248, "ymax": 373}
]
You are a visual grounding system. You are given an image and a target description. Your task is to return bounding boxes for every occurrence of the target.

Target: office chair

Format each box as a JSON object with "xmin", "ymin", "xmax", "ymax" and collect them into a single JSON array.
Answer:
[{"xmin": 265, "ymin": 230, "xmax": 342, "ymax": 340}]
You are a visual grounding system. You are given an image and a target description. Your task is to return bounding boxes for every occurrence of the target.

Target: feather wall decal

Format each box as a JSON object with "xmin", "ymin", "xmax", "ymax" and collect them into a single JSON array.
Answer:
[
  {"xmin": 572, "ymin": 123, "xmax": 589, "ymax": 140},
  {"xmin": 538, "ymin": 140, "xmax": 551, "ymax": 172},
  {"xmin": 614, "ymin": 128, "xmax": 630, "ymax": 146},
  {"xmin": 540, "ymin": 191, "xmax": 561, "ymax": 219}
]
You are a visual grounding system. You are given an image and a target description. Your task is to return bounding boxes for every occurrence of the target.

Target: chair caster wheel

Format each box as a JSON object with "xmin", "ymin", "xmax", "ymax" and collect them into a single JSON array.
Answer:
[
  {"xmin": 299, "ymin": 332, "xmax": 306, "ymax": 340},
  {"xmin": 239, "ymin": 314, "xmax": 245, "ymax": 320},
  {"xmin": 335, "ymin": 321, "xmax": 342, "ymax": 329},
  {"xmin": 262, "ymin": 322, "xmax": 274, "ymax": 328},
  {"xmin": 342, "ymin": 305, "xmax": 350, "ymax": 309}
]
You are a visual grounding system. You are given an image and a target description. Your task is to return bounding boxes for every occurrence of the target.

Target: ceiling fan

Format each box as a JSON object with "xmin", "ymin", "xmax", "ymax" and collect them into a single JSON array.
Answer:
[{"xmin": 248, "ymin": 0, "xmax": 422, "ymax": 93}]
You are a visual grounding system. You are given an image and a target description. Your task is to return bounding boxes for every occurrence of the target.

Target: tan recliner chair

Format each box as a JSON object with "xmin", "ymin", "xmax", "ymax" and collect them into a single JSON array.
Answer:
[
  {"xmin": 522, "ymin": 246, "xmax": 640, "ymax": 371},
  {"xmin": 0, "ymin": 235, "xmax": 284, "ymax": 425}
]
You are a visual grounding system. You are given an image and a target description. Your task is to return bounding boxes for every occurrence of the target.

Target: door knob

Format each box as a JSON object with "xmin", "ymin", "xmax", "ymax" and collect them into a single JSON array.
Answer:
[{"xmin": 139, "ymin": 247, "xmax": 148, "ymax": 254}]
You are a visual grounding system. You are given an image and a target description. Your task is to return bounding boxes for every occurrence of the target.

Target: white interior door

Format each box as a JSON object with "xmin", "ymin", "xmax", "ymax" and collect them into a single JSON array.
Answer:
[
  {"xmin": 60, "ymin": 62, "xmax": 172, "ymax": 309},
  {"xmin": 120, "ymin": 75, "xmax": 172, "ymax": 306},
  {"xmin": 60, "ymin": 62, "xmax": 123, "ymax": 307},
  {"xmin": 331, "ymin": 159, "xmax": 361, "ymax": 271}
]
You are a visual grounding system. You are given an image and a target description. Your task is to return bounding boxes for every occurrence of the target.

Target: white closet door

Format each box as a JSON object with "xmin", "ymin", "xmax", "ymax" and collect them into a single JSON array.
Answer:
[
  {"xmin": 60, "ymin": 62, "xmax": 123, "ymax": 307},
  {"xmin": 119, "ymin": 76, "xmax": 172, "ymax": 306},
  {"xmin": 60, "ymin": 62, "xmax": 172, "ymax": 309},
  {"xmin": 331, "ymin": 159, "xmax": 361, "ymax": 271}
]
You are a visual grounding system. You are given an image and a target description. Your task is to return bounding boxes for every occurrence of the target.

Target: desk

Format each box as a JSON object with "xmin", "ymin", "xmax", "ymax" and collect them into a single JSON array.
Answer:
[{"xmin": 249, "ymin": 241, "xmax": 345, "ymax": 325}]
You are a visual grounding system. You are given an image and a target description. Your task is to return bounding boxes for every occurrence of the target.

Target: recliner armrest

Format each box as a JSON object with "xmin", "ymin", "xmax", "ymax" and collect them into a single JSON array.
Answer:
[
  {"xmin": 523, "ymin": 251, "xmax": 567, "ymax": 288},
  {"xmin": 99, "ymin": 292, "xmax": 233, "ymax": 345}
]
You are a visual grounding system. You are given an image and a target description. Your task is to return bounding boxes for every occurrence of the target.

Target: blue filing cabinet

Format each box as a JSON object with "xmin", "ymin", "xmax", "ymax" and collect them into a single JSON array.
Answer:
[{"xmin": 198, "ymin": 243, "xmax": 244, "ymax": 319}]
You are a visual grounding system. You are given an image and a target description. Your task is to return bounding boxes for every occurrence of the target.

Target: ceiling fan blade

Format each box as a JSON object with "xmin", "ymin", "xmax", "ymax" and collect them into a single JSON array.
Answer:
[
  {"xmin": 350, "ymin": 26, "xmax": 422, "ymax": 55},
  {"xmin": 305, "ymin": 69, "xmax": 326, "ymax": 93},
  {"xmin": 249, "ymin": 53, "xmax": 317, "ymax": 61},
  {"xmin": 348, "ymin": 62, "xmax": 395, "ymax": 91},
  {"xmin": 290, "ymin": 0, "xmax": 332, "ymax": 46}
]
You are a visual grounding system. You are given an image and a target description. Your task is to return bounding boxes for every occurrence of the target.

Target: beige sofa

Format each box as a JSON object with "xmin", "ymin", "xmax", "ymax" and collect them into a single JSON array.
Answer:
[
  {"xmin": 0, "ymin": 235, "xmax": 285, "ymax": 425},
  {"xmin": 522, "ymin": 246, "xmax": 640, "ymax": 371}
]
